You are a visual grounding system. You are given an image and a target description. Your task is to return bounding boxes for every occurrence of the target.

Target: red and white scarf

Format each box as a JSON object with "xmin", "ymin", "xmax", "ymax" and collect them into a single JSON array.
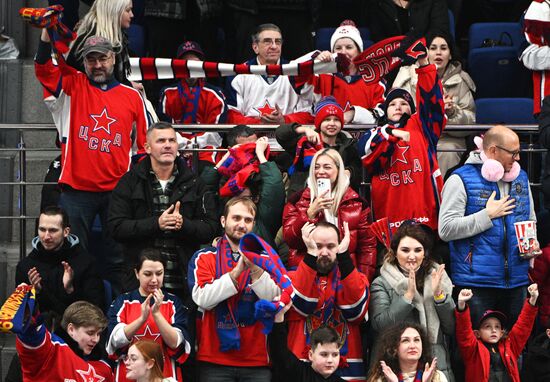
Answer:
[{"xmin": 128, "ymin": 54, "xmax": 350, "ymax": 82}]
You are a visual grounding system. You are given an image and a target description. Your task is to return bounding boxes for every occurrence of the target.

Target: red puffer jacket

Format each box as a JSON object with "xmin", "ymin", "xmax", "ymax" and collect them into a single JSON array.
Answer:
[
  {"xmin": 529, "ymin": 245, "xmax": 550, "ymax": 327},
  {"xmin": 283, "ymin": 187, "xmax": 377, "ymax": 281}
]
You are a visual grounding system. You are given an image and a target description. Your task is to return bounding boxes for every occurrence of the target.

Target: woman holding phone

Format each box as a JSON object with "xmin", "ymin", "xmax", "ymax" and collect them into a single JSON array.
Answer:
[{"xmin": 282, "ymin": 148, "xmax": 378, "ymax": 281}]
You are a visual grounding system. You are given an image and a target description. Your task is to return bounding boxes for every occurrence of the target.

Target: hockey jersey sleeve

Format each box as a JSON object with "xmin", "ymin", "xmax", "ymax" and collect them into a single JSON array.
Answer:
[
  {"xmin": 188, "ymin": 249, "xmax": 239, "ymax": 311},
  {"xmin": 411, "ymin": 64, "xmax": 446, "ymax": 150},
  {"xmin": 357, "ymin": 124, "xmax": 401, "ymax": 174},
  {"xmin": 197, "ymin": 86, "xmax": 228, "ymax": 124},
  {"xmin": 17, "ymin": 325, "xmax": 114, "ymax": 382},
  {"xmin": 335, "ymin": 251, "xmax": 369, "ymax": 323},
  {"xmin": 289, "ymin": 255, "xmax": 322, "ymax": 316}
]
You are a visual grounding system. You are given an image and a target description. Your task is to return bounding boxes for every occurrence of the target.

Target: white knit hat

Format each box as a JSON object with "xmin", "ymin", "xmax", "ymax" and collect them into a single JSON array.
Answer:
[{"xmin": 330, "ymin": 20, "xmax": 363, "ymax": 52}]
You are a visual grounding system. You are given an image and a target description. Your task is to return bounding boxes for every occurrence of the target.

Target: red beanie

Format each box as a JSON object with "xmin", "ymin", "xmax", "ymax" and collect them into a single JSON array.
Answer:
[{"xmin": 314, "ymin": 96, "xmax": 344, "ymax": 130}]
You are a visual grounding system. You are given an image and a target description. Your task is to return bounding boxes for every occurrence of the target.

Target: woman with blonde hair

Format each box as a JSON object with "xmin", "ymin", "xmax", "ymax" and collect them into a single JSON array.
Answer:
[
  {"xmin": 67, "ymin": 0, "xmax": 134, "ymax": 83},
  {"xmin": 125, "ymin": 340, "xmax": 176, "ymax": 382},
  {"xmin": 282, "ymin": 148, "xmax": 377, "ymax": 281}
]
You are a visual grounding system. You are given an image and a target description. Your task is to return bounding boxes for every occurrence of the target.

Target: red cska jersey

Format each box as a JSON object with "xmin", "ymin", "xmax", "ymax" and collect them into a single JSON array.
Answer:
[
  {"xmin": 287, "ymin": 255, "xmax": 369, "ymax": 382},
  {"xmin": 106, "ymin": 289, "xmax": 190, "ymax": 382},
  {"xmin": 17, "ymin": 325, "xmax": 114, "ymax": 382},
  {"xmin": 35, "ymin": 59, "xmax": 148, "ymax": 192},
  {"xmin": 359, "ymin": 64, "xmax": 446, "ymax": 232}
]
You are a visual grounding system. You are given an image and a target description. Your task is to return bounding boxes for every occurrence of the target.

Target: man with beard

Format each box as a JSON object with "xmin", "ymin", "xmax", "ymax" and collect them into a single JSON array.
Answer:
[
  {"xmin": 108, "ymin": 122, "xmax": 219, "ymax": 297},
  {"xmin": 285, "ymin": 221, "xmax": 369, "ymax": 382},
  {"xmin": 34, "ymin": 30, "xmax": 148, "ymax": 290},
  {"xmin": 16, "ymin": 206, "xmax": 104, "ymax": 318},
  {"xmin": 188, "ymin": 196, "xmax": 280, "ymax": 381}
]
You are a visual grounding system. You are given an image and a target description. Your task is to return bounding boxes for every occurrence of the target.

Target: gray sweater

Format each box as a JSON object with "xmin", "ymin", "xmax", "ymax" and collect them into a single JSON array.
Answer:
[{"xmin": 438, "ymin": 151, "xmax": 536, "ymax": 242}]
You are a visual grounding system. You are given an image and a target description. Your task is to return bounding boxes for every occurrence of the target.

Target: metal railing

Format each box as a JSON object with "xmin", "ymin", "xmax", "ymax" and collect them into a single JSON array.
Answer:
[{"xmin": 0, "ymin": 123, "xmax": 545, "ymax": 259}]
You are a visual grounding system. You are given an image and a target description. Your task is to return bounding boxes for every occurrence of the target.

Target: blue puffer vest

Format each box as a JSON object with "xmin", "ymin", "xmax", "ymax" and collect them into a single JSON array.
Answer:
[{"xmin": 449, "ymin": 164, "xmax": 531, "ymax": 288}]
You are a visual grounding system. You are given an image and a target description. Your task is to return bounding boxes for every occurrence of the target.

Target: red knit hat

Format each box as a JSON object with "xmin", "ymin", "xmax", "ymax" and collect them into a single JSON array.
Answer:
[{"xmin": 314, "ymin": 96, "xmax": 344, "ymax": 130}]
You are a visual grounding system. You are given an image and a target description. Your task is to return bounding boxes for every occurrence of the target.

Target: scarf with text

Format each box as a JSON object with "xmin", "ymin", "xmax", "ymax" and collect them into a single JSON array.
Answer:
[
  {"xmin": 354, "ymin": 35, "xmax": 427, "ymax": 84},
  {"xmin": 0, "ymin": 284, "xmax": 37, "ymax": 334}
]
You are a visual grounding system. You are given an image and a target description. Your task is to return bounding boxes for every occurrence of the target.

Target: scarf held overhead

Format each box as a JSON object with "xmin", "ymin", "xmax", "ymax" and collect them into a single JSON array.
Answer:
[
  {"xmin": 354, "ymin": 35, "xmax": 427, "ymax": 84},
  {"xmin": 19, "ymin": 6, "xmax": 76, "ymax": 54},
  {"xmin": 128, "ymin": 55, "xmax": 350, "ymax": 82}
]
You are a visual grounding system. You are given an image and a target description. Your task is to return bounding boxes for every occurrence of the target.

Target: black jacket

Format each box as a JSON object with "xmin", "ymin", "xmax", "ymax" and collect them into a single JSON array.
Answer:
[
  {"xmin": 539, "ymin": 96, "xmax": 550, "ymax": 212},
  {"xmin": 108, "ymin": 156, "xmax": 219, "ymax": 292},
  {"xmin": 524, "ymin": 332, "xmax": 550, "ymax": 382},
  {"xmin": 268, "ymin": 322, "xmax": 345, "ymax": 382},
  {"xmin": 15, "ymin": 234, "xmax": 104, "ymax": 317},
  {"xmin": 276, "ymin": 123, "xmax": 362, "ymax": 196},
  {"xmin": 365, "ymin": 0, "xmax": 450, "ymax": 43}
]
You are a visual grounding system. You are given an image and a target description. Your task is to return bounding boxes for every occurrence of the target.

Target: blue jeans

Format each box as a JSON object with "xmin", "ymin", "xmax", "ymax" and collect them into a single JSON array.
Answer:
[
  {"xmin": 199, "ymin": 362, "xmax": 271, "ymax": 382},
  {"xmin": 466, "ymin": 286, "xmax": 527, "ymax": 328},
  {"xmin": 59, "ymin": 188, "xmax": 124, "ymax": 293}
]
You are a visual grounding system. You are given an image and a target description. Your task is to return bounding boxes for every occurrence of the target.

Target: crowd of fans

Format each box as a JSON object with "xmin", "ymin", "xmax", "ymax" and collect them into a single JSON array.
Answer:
[{"xmin": 3, "ymin": 0, "xmax": 550, "ymax": 382}]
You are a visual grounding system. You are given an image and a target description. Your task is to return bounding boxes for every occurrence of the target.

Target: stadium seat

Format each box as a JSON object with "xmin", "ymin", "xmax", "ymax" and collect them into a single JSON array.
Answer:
[
  {"xmin": 468, "ymin": 22, "xmax": 525, "ymax": 51},
  {"xmin": 315, "ymin": 27, "xmax": 371, "ymax": 51},
  {"xmin": 475, "ymin": 98, "xmax": 536, "ymax": 124},
  {"xmin": 448, "ymin": 9, "xmax": 455, "ymax": 41},
  {"xmin": 468, "ymin": 47, "xmax": 531, "ymax": 98},
  {"xmin": 103, "ymin": 279, "xmax": 113, "ymax": 313},
  {"xmin": 127, "ymin": 24, "xmax": 146, "ymax": 57}
]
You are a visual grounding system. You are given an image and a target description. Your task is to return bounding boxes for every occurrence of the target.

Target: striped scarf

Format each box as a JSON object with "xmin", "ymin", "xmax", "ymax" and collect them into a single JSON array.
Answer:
[
  {"xmin": 128, "ymin": 54, "xmax": 350, "ymax": 82},
  {"xmin": 239, "ymin": 233, "xmax": 294, "ymax": 334}
]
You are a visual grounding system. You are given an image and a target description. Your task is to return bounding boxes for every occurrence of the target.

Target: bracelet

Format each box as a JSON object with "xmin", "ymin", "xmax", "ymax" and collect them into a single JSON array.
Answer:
[
  {"xmin": 434, "ymin": 292, "xmax": 446, "ymax": 302},
  {"xmin": 250, "ymin": 268, "xmax": 262, "ymax": 275}
]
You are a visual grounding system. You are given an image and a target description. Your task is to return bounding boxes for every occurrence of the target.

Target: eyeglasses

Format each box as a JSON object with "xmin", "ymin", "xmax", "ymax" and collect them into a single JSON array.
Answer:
[
  {"xmin": 258, "ymin": 38, "xmax": 283, "ymax": 46},
  {"xmin": 496, "ymin": 145, "xmax": 521, "ymax": 159},
  {"xmin": 84, "ymin": 55, "xmax": 113, "ymax": 65}
]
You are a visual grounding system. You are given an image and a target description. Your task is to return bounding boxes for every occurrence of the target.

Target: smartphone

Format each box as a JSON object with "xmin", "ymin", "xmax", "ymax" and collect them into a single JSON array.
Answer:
[{"xmin": 317, "ymin": 178, "xmax": 331, "ymax": 196}]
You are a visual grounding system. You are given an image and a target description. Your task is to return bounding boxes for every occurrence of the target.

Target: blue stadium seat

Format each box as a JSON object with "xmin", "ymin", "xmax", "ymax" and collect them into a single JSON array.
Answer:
[
  {"xmin": 448, "ymin": 9, "xmax": 455, "ymax": 41},
  {"xmin": 475, "ymin": 98, "xmax": 536, "ymax": 124},
  {"xmin": 468, "ymin": 47, "xmax": 531, "ymax": 98},
  {"xmin": 315, "ymin": 27, "xmax": 371, "ymax": 51},
  {"xmin": 127, "ymin": 24, "xmax": 146, "ymax": 57},
  {"xmin": 468, "ymin": 22, "xmax": 525, "ymax": 51},
  {"xmin": 103, "ymin": 279, "xmax": 113, "ymax": 313}
]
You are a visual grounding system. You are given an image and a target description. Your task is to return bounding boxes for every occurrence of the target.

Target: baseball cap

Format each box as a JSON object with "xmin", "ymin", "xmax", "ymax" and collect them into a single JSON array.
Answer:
[
  {"xmin": 81, "ymin": 35, "xmax": 114, "ymax": 57},
  {"xmin": 176, "ymin": 41, "xmax": 205, "ymax": 60},
  {"xmin": 478, "ymin": 310, "xmax": 507, "ymax": 329}
]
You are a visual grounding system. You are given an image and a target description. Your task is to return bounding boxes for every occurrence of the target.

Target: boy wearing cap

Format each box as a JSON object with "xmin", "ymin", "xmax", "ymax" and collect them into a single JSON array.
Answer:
[
  {"xmin": 276, "ymin": 96, "xmax": 362, "ymax": 195},
  {"xmin": 158, "ymin": 40, "xmax": 228, "ymax": 167},
  {"xmin": 455, "ymin": 285, "xmax": 539, "ymax": 382}
]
